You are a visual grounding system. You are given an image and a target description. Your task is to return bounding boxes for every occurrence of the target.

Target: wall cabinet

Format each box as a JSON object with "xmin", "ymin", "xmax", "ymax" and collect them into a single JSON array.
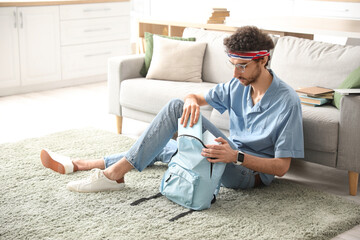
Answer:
[{"xmin": 0, "ymin": 1, "xmax": 130, "ymax": 96}]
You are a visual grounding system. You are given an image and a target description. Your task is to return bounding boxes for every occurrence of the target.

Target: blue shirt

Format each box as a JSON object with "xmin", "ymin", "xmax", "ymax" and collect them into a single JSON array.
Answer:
[{"xmin": 205, "ymin": 70, "xmax": 304, "ymax": 159}]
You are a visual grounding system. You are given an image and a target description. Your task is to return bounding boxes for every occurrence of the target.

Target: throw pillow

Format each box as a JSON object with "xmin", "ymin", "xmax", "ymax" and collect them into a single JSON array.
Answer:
[
  {"xmin": 332, "ymin": 66, "xmax": 360, "ymax": 109},
  {"xmin": 146, "ymin": 35, "xmax": 207, "ymax": 82},
  {"xmin": 139, "ymin": 32, "xmax": 196, "ymax": 77}
]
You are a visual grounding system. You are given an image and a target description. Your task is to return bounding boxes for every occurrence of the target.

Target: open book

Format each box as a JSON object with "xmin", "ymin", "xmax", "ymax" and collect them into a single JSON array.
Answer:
[{"xmin": 334, "ymin": 89, "xmax": 360, "ymax": 95}]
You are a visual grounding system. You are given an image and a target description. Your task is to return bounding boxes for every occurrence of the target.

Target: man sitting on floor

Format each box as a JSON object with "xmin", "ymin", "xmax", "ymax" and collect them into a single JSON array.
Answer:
[{"xmin": 41, "ymin": 26, "xmax": 304, "ymax": 192}]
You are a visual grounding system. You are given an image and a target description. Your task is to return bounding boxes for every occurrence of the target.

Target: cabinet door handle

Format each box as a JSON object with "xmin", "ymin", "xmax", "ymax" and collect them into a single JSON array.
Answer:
[
  {"xmin": 84, "ymin": 27, "xmax": 111, "ymax": 33},
  {"xmin": 84, "ymin": 52, "xmax": 112, "ymax": 58},
  {"xmin": 83, "ymin": 8, "xmax": 111, "ymax": 13},
  {"xmin": 20, "ymin": 11, "xmax": 23, "ymax": 28},
  {"xmin": 13, "ymin": 11, "xmax": 17, "ymax": 28}
]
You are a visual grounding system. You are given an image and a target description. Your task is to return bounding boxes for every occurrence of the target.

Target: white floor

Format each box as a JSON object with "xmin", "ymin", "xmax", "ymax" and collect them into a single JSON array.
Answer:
[{"xmin": 0, "ymin": 82, "xmax": 359, "ymax": 239}]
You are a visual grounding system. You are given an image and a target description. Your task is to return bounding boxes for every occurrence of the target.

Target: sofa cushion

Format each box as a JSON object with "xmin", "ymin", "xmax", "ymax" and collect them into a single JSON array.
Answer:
[
  {"xmin": 271, "ymin": 36, "xmax": 360, "ymax": 90},
  {"xmin": 208, "ymin": 104, "xmax": 339, "ymax": 154},
  {"xmin": 182, "ymin": 28, "xmax": 233, "ymax": 84},
  {"xmin": 120, "ymin": 78, "xmax": 214, "ymax": 115},
  {"xmin": 146, "ymin": 36, "xmax": 207, "ymax": 83},
  {"xmin": 140, "ymin": 32, "xmax": 196, "ymax": 77},
  {"xmin": 210, "ymin": 109, "xmax": 230, "ymax": 131},
  {"xmin": 332, "ymin": 66, "xmax": 360, "ymax": 109},
  {"xmin": 301, "ymin": 105, "xmax": 339, "ymax": 153}
]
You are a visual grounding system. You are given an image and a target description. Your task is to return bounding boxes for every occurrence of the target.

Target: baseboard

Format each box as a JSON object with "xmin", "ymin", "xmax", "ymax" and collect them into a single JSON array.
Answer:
[{"xmin": 0, "ymin": 75, "xmax": 107, "ymax": 97}]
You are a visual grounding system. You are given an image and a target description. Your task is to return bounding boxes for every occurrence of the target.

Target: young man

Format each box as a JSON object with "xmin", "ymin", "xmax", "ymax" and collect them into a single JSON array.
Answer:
[{"xmin": 41, "ymin": 26, "xmax": 304, "ymax": 192}]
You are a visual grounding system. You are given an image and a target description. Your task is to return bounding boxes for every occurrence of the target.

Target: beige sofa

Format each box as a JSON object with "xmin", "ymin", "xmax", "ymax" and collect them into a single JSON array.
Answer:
[{"xmin": 108, "ymin": 27, "xmax": 360, "ymax": 195}]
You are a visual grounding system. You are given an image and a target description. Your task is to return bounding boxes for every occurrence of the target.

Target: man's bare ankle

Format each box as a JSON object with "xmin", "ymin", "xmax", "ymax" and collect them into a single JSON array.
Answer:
[
  {"xmin": 103, "ymin": 170, "xmax": 124, "ymax": 183},
  {"xmin": 72, "ymin": 161, "xmax": 79, "ymax": 172},
  {"xmin": 72, "ymin": 159, "xmax": 105, "ymax": 171},
  {"xmin": 116, "ymin": 177, "xmax": 125, "ymax": 184}
]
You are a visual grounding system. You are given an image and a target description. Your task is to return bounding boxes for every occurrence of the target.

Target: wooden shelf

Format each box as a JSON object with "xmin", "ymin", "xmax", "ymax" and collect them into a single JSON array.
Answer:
[{"xmin": 137, "ymin": 17, "xmax": 360, "ymax": 53}]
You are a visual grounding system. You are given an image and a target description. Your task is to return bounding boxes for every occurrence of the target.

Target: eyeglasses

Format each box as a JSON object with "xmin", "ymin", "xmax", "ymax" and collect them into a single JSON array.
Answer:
[{"xmin": 227, "ymin": 59, "xmax": 253, "ymax": 73}]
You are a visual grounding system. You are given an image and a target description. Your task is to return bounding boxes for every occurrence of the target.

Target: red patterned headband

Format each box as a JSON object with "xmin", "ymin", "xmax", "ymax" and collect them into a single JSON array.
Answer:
[{"xmin": 227, "ymin": 50, "xmax": 270, "ymax": 60}]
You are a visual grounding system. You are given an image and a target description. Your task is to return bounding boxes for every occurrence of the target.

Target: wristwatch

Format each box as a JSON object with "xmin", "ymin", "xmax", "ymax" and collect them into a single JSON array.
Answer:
[{"xmin": 235, "ymin": 150, "xmax": 245, "ymax": 165}]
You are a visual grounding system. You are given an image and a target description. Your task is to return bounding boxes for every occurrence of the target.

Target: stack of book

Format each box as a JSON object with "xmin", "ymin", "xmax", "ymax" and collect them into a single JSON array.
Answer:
[
  {"xmin": 207, "ymin": 8, "xmax": 230, "ymax": 24},
  {"xmin": 296, "ymin": 86, "xmax": 334, "ymax": 107}
]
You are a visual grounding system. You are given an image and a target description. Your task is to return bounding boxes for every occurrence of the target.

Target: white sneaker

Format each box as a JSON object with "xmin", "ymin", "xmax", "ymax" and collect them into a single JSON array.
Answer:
[
  {"xmin": 40, "ymin": 149, "xmax": 74, "ymax": 174},
  {"xmin": 66, "ymin": 169, "xmax": 124, "ymax": 193}
]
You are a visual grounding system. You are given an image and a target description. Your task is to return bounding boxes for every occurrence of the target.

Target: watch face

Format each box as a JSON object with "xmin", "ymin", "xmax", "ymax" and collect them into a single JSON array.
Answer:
[{"xmin": 237, "ymin": 151, "xmax": 244, "ymax": 163}]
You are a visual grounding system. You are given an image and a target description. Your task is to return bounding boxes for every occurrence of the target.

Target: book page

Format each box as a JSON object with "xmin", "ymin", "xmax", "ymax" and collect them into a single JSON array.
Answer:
[
  {"xmin": 334, "ymin": 89, "xmax": 360, "ymax": 95},
  {"xmin": 202, "ymin": 130, "xmax": 220, "ymax": 145}
]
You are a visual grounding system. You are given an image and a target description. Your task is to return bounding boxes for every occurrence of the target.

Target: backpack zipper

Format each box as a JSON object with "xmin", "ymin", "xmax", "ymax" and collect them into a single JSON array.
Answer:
[
  {"xmin": 169, "ymin": 134, "xmax": 208, "ymax": 159},
  {"xmin": 178, "ymin": 134, "xmax": 214, "ymax": 178},
  {"xmin": 178, "ymin": 134, "xmax": 207, "ymax": 148}
]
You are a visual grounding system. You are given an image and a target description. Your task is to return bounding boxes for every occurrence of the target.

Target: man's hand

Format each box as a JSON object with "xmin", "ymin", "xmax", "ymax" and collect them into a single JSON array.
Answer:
[
  {"xmin": 201, "ymin": 137, "xmax": 237, "ymax": 163},
  {"xmin": 180, "ymin": 95, "xmax": 201, "ymax": 127},
  {"xmin": 202, "ymin": 137, "xmax": 292, "ymax": 177}
]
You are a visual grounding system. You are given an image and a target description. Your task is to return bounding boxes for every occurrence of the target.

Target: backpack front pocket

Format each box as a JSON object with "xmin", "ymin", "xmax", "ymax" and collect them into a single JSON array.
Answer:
[{"xmin": 160, "ymin": 162, "xmax": 199, "ymax": 208}]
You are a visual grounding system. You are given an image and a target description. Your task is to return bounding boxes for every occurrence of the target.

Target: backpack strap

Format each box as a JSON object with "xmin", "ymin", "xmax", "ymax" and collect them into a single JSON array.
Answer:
[
  {"xmin": 211, "ymin": 194, "xmax": 216, "ymax": 204},
  {"xmin": 130, "ymin": 192, "xmax": 163, "ymax": 206},
  {"xmin": 131, "ymin": 194, "xmax": 217, "ymax": 221},
  {"xmin": 169, "ymin": 195, "xmax": 216, "ymax": 222},
  {"xmin": 169, "ymin": 209, "xmax": 195, "ymax": 222}
]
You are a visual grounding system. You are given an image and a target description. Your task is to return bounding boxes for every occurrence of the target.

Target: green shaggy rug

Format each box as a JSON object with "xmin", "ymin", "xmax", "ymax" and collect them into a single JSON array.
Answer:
[{"xmin": 1, "ymin": 128, "xmax": 360, "ymax": 240}]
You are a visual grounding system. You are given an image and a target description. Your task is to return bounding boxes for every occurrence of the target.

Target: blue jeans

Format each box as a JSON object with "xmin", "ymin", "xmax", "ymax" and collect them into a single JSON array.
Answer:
[{"xmin": 104, "ymin": 99, "xmax": 273, "ymax": 189}]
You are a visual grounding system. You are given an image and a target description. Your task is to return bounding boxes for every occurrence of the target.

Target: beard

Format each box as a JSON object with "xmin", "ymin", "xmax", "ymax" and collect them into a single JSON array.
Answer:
[{"xmin": 237, "ymin": 64, "xmax": 261, "ymax": 86}]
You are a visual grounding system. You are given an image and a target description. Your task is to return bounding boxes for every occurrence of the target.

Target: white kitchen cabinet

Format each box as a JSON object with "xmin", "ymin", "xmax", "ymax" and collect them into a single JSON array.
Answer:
[
  {"xmin": 0, "ymin": 7, "xmax": 20, "ymax": 88},
  {"xmin": 61, "ymin": 40, "xmax": 130, "ymax": 80},
  {"xmin": 60, "ymin": 16, "xmax": 130, "ymax": 46},
  {"xmin": 59, "ymin": 2, "xmax": 130, "ymax": 20},
  {"xmin": 60, "ymin": 2, "xmax": 131, "ymax": 80},
  {"xmin": 18, "ymin": 6, "xmax": 61, "ymax": 85},
  {"xmin": 0, "ymin": 6, "xmax": 61, "ymax": 90},
  {"xmin": 0, "ymin": 1, "xmax": 130, "ymax": 96}
]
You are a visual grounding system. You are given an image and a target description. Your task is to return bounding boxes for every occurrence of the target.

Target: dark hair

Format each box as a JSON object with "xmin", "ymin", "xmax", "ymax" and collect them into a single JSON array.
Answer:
[{"xmin": 224, "ymin": 26, "xmax": 275, "ymax": 66}]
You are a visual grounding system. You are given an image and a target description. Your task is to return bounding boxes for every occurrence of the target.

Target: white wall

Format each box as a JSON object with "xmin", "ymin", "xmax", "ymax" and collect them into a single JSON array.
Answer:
[
  {"xmin": 144, "ymin": 0, "xmax": 360, "ymax": 20},
  {"xmin": 293, "ymin": 0, "xmax": 360, "ymax": 19},
  {"xmin": 131, "ymin": 0, "xmax": 360, "ymax": 44}
]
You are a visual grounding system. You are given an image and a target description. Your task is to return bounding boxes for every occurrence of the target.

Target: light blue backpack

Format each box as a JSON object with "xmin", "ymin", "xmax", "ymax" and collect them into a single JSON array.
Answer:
[{"xmin": 131, "ymin": 114, "xmax": 226, "ymax": 221}]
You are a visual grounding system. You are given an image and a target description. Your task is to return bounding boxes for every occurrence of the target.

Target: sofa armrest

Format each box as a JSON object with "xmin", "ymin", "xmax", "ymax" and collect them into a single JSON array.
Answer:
[
  {"xmin": 337, "ymin": 95, "xmax": 360, "ymax": 172},
  {"xmin": 108, "ymin": 54, "xmax": 145, "ymax": 116}
]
